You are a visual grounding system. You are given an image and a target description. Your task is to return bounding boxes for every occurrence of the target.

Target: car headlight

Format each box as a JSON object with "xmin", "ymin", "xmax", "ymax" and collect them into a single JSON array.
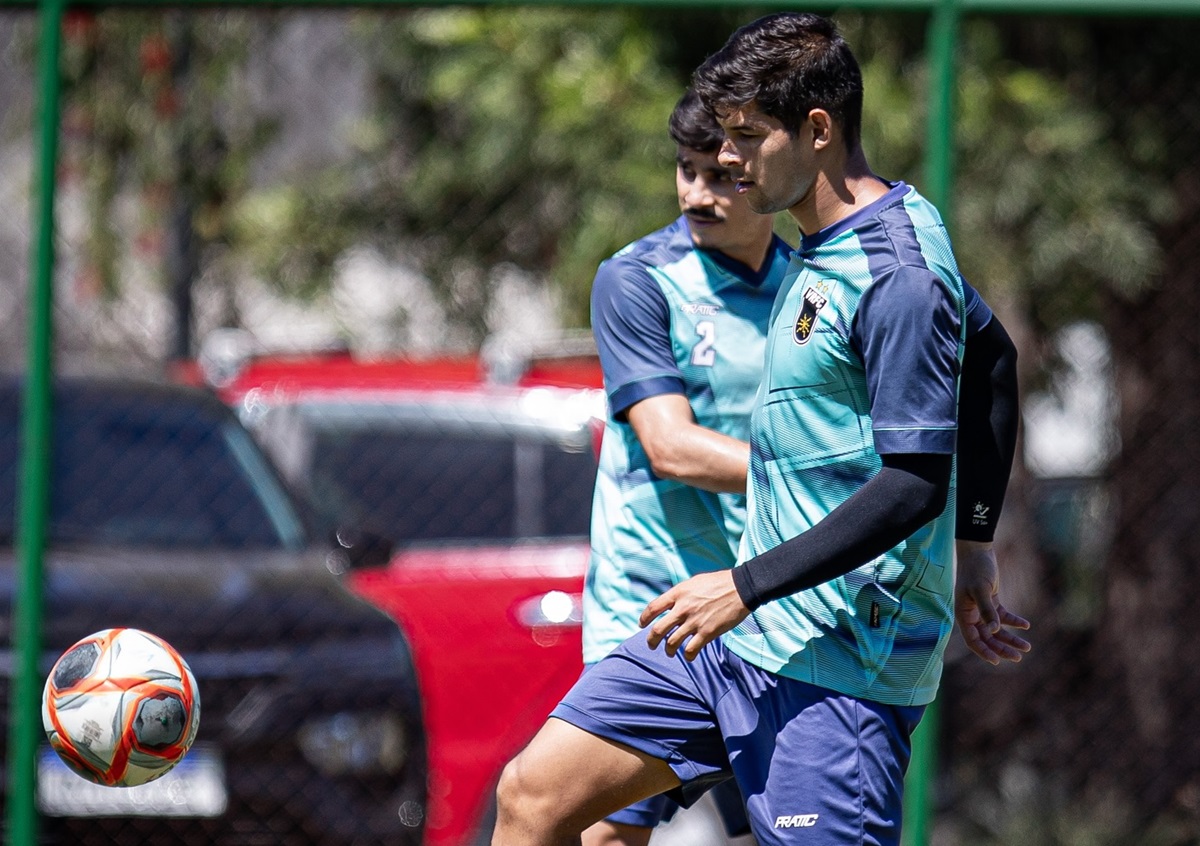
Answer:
[
  {"xmin": 514, "ymin": 591, "xmax": 583, "ymax": 646},
  {"xmin": 515, "ymin": 591, "xmax": 583, "ymax": 629},
  {"xmin": 298, "ymin": 711, "xmax": 407, "ymax": 777}
]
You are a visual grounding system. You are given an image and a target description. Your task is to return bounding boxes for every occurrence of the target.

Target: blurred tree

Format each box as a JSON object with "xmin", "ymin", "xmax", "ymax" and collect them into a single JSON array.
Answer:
[
  {"xmin": 54, "ymin": 8, "xmax": 760, "ymax": 357},
  {"xmin": 57, "ymin": 10, "xmax": 277, "ymax": 361},
  {"xmin": 862, "ymin": 15, "xmax": 1189, "ymax": 842},
  {"xmin": 232, "ymin": 7, "xmax": 693, "ymax": 342},
  {"xmin": 851, "ymin": 16, "xmax": 1168, "ymax": 331},
  {"xmin": 54, "ymin": 10, "xmax": 1170, "ymax": 378},
  {"xmin": 987, "ymin": 15, "xmax": 1200, "ymax": 829}
]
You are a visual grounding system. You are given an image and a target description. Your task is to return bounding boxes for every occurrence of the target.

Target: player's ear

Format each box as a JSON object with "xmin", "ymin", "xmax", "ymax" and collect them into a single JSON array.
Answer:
[{"xmin": 808, "ymin": 109, "xmax": 834, "ymax": 151}]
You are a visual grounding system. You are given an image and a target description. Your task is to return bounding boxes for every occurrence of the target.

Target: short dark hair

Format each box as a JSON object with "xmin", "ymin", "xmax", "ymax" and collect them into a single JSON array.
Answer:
[
  {"xmin": 668, "ymin": 87, "xmax": 725, "ymax": 153},
  {"xmin": 693, "ymin": 12, "xmax": 864, "ymax": 152}
]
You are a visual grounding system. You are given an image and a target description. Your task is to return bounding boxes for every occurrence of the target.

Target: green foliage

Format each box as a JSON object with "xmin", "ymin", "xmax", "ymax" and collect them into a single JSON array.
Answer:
[
  {"xmin": 235, "ymin": 8, "xmax": 684, "ymax": 338},
  {"xmin": 852, "ymin": 16, "xmax": 1171, "ymax": 333},
  {"xmin": 55, "ymin": 9, "xmax": 1173, "ymax": 353},
  {"xmin": 59, "ymin": 11, "xmax": 275, "ymax": 302},
  {"xmin": 948, "ymin": 765, "xmax": 1199, "ymax": 846}
]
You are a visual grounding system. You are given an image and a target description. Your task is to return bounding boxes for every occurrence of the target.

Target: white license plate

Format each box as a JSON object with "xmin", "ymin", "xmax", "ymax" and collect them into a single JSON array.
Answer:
[{"xmin": 37, "ymin": 745, "xmax": 228, "ymax": 818}]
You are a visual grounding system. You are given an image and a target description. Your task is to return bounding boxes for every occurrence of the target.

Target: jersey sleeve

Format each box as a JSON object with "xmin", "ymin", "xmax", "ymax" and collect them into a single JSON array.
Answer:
[
  {"xmin": 852, "ymin": 267, "xmax": 962, "ymax": 455},
  {"xmin": 590, "ymin": 256, "xmax": 686, "ymax": 420},
  {"xmin": 962, "ymin": 278, "xmax": 994, "ymax": 337}
]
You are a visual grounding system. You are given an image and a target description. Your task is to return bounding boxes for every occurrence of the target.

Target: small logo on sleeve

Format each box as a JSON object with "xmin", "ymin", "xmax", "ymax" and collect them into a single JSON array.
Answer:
[
  {"xmin": 793, "ymin": 287, "xmax": 828, "ymax": 345},
  {"xmin": 972, "ymin": 502, "xmax": 990, "ymax": 526},
  {"xmin": 775, "ymin": 814, "xmax": 820, "ymax": 829}
]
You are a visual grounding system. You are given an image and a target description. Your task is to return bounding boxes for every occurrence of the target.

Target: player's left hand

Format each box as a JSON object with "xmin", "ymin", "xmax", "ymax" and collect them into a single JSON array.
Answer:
[
  {"xmin": 955, "ymin": 540, "xmax": 1032, "ymax": 665},
  {"xmin": 640, "ymin": 570, "xmax": 750, "ymax": 661}
]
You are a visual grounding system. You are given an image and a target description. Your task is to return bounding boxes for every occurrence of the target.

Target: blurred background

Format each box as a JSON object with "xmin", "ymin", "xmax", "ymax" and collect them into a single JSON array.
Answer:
[{"xmin": 2, "ymin": 4, "xmax": 1199, "ymax": 845}]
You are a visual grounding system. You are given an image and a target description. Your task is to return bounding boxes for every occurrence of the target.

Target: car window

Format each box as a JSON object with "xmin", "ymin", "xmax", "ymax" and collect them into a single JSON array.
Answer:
[
  {"xmin": 304, "ymin": 427, "xmax": 594, "ymax": 543},
  {"xmin": 0, "ymin": 385, "xmax": 308, "ymax": 550},
  {"xmin": 247, "ymin": 396, "xmax": 599, "ymax": 545}
]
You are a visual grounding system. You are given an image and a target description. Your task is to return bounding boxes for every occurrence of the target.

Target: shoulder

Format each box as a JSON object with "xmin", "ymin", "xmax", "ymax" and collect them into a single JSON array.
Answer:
[
  {"xmin": 863, "ymin": 264, "xmax": 955, "ymax": 305},
  {"xmin": 593, "ymin": 219, "xmax": 698, "ymax": 312},
  {"xmin": 599, "ymin": 219, "xmax": 695, "ymax": 281}
]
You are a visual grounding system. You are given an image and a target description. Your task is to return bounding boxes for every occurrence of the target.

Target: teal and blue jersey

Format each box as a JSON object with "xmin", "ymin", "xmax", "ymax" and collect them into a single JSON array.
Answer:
[
  {"xmin": 724, "ymin": 182, "xmax": 968, "ymax": 706},
  {"xmin": 584, "ymin": 216, "xmax": 791, "ymax": 664}
]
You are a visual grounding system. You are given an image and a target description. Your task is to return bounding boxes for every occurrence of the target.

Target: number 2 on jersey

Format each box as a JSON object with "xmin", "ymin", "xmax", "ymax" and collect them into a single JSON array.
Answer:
[{"xmin": 691, "ymin": 320, "xmax": 716, "ymax": 367}]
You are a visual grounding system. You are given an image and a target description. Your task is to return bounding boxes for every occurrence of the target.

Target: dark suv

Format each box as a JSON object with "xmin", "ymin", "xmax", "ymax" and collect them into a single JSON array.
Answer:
[{"xmin": 0, "ymin": 377, "xmax": 427, "ymax": 845}]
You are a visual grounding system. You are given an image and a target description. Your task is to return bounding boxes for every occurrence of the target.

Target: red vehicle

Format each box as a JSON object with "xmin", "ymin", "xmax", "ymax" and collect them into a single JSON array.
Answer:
[{"xmin": 180, "ymin": 342, "xmax": 605, "ymax": 846}]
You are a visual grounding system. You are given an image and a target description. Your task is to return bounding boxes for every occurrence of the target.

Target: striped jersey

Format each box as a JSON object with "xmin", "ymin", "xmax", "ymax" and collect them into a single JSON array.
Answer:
[
  {"xmin": 724, "ymin": 182, "xmax": 967, "ymax": 706},
  {"xmin": 584, "ymin": 216, "xmax": 791, "ymax": 664}
]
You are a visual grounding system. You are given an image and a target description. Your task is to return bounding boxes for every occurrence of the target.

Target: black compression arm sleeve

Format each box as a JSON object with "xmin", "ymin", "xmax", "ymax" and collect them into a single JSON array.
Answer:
[
  {"xmin": 956, "ymin": 315, "xmax": 1019, "ymax": 541},
  {"xmin": 731, "ymin": 453, "xmax": 952, "ymax": 610}
]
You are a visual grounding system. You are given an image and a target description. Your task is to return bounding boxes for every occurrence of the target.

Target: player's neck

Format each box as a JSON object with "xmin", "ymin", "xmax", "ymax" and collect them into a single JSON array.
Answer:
[
  {"xmin": 791, "ymin": 150, "xmax": 888, "ymax": 237},
  {"xmin": 719, "ymin": 234, "xmax": 776, "ymax": 273}
]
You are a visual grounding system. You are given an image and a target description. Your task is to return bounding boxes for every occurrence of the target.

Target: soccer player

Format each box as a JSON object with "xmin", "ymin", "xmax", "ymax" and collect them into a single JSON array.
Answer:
[
  {"xmin": 492, "ymin": 14, "xmax": 1030, "ymax": 846},
  {"xmin": 582, "ymin": 87, "xmax": 791, "ymax": 846}
]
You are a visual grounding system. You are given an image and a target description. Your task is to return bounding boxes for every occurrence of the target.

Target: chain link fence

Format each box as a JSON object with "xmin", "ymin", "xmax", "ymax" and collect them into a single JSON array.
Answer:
[{"xmin": 2, "ymin": 6, "xmax": 1200, "ymax": 846}]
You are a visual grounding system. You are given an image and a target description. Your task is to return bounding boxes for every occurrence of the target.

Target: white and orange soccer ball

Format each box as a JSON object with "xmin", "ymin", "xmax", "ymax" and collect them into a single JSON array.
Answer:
[{"xmin": 42, "ymin": 628, "xmax": 200, "ymax": 787}]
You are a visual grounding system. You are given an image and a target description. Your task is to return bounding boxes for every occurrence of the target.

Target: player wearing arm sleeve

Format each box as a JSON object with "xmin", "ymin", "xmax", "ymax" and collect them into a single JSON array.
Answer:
[{"xmin": 643, "ymin": 193, "xmax": 973, "ymax": 704}]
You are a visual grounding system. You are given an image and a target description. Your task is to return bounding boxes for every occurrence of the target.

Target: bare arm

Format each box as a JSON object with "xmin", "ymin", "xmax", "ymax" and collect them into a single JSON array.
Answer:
[{"xmin": 626, "ymin": 394, "xmax": 749, "ymax": 494}]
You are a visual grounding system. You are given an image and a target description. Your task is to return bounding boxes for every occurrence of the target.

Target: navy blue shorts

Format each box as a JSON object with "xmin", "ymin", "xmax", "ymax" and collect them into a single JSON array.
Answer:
[
  {"xmin": 553, "ymin": 632, "xmax": 924, "ymax": 845},
  {"xmin": 582, "ymin": 661, "xmax": 751, "ymax": 836}
]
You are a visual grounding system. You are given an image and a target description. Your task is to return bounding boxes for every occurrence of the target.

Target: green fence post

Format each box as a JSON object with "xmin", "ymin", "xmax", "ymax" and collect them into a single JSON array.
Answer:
[
  {"xmin": 924, "ymin": 0, "xmax": 959, "ymax": 213},
  {"xmin": 902, "ymin": 2, "xmax": 959, "ymax": 846},
  {"xmin": 5, "ymin": 0, "xmax": 64, "ymax": 843}
]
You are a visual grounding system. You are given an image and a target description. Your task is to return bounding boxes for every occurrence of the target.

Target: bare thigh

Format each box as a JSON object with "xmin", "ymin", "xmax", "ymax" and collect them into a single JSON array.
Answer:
[{"xmin": 493, "ymin": 718, "xmax": 681, "ymax": 845}]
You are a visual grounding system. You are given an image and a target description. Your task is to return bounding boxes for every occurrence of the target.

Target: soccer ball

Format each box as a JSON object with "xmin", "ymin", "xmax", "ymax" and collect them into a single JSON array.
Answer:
[{"xmin": 42, "ymin": 628, "xmax": 200, "ymax": 787}]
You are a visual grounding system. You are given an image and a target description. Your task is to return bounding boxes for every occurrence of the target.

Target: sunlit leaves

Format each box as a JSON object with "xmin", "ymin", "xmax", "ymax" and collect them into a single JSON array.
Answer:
[{"xmin": 260, "ymin": 7, "xmax": 682, "ymax": 337}]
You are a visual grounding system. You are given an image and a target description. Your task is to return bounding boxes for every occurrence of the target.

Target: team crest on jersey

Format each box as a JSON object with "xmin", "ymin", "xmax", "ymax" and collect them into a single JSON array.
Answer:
[{"xmin": 793, "ymin": 287, "xmax": 828, "ymax": 345}]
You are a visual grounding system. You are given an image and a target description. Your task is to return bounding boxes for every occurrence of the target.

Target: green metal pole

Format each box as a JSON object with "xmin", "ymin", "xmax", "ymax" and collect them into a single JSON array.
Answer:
[
  {"xmin": 902, "ymin": 696, "xmax": 941, "ymax": 846},
  {"xmin": 5, "ymin": 0, "xmax": 63, "ymax": 843},
  {"xmin": 923, "ymin": 0, "xmax": 959, "ymax": 215},
  {"xmin": 902, "ymin": 2, "xmax": 958, "ymax": 846}
]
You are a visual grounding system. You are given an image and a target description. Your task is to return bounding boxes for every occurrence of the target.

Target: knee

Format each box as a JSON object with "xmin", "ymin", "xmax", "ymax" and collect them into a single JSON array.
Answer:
[
  {"xmin": 495, "ymin": 753, "xmax": 562, "ymax": 835},
  {"xmin": 494, "ymin": 756, "xmax": 526, "ymax": 821}
]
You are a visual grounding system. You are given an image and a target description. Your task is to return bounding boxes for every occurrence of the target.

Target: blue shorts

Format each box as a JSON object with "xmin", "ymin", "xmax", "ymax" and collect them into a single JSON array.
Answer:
[
  {"xmin": 553, "ymin": 631, "xmax": 924, "ymax": 845},
  {"xmin": 582, "ymin": 661, "xmax": 751, "ymax": 836}
]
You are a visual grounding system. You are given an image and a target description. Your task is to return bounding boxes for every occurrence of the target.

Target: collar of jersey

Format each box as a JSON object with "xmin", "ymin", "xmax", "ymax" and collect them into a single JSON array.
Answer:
[
  {"xmin": 701, "ymin": 235, "xmax": 791, "ymax": 288},
  {"xmin": 799, "ymin": 180, "xmax": 910, "ymax": 254}
]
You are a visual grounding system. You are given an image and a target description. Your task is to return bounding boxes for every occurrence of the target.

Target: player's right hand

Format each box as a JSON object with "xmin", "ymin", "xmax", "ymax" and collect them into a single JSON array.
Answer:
[{"xmin": 640, "ymin": 570, "xmax": 749, "ymax": 661}]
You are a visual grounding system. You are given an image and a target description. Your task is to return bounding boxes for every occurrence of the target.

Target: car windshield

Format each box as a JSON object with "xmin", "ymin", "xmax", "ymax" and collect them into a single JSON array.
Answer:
[
  {"xmin": 254, "ymin": 398, "xmax": 597, "ymax": 544},
  {"xmin": 0, "ymin": 385, "xmax": 308, "ymax": 549}
]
